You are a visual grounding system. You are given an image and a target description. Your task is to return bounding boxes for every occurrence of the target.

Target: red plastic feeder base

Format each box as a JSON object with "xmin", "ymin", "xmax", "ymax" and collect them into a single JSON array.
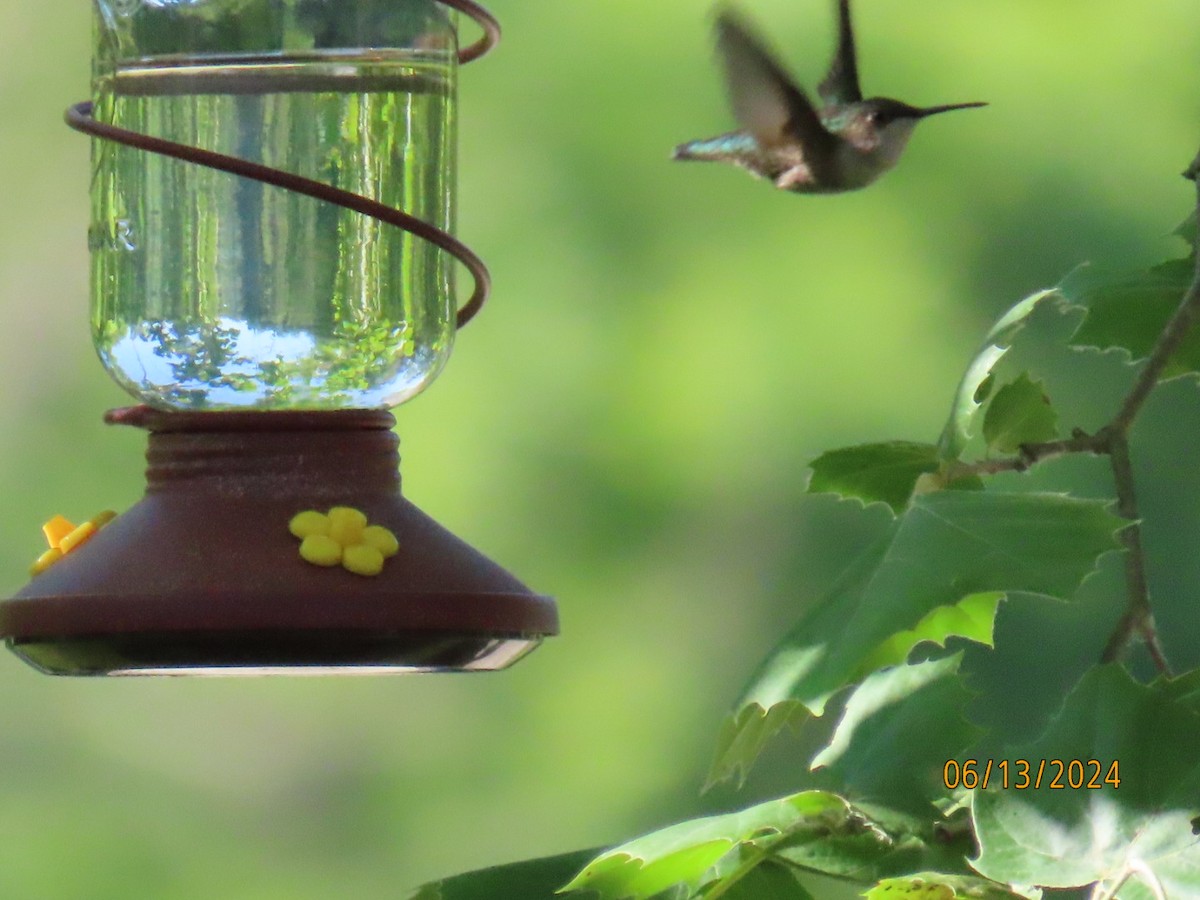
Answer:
[{"xmin": 0, "ymin": 407, "xmax": 558, "ymax": 676}]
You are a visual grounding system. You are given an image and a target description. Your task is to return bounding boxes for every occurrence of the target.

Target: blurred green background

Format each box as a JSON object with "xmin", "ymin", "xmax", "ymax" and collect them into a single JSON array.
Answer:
[{"xmin": 0, "ymin": 0, "xmax": 1197, "ymax": 896}]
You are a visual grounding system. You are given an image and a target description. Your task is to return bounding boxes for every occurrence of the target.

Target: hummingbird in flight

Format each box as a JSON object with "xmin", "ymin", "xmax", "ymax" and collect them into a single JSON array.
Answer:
[{"xmin": 673, "ymin": 1, "xmax": 987, "ymax": 193}]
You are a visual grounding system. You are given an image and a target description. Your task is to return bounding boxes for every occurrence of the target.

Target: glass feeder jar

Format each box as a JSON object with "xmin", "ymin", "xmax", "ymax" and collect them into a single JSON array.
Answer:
[{"xmin": 90, "ymin": 0, "xmax": 458, "ymax": 410}]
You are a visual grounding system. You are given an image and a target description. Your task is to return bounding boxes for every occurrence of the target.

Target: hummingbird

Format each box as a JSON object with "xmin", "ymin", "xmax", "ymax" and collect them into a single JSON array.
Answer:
[{"xmin": 673, "ymin": 0, "xmax": 987, "ymax": 193}]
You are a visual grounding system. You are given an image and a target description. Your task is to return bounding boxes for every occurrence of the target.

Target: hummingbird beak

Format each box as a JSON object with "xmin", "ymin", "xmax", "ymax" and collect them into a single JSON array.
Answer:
[{"xmin": 916, "ymin": 101, "xmax": 988, "ymax": 119}]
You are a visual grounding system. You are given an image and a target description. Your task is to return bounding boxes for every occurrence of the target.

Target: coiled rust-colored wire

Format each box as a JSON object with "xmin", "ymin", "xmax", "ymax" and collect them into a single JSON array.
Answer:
[{"xmin": 68, "ymin": 0, "xmax": 501, "ymax": 328}]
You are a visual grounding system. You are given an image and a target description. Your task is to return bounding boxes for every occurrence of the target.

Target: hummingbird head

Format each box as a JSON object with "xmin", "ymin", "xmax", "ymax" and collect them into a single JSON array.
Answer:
[{"xmin": 849, "ymin": 97, "xmax": 987, "ymax": 168}]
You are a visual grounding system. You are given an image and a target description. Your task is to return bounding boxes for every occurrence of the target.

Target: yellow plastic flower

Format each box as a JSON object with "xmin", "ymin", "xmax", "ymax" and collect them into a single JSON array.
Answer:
[
  {"xmin": 30, "ymin": 510, "xmax": 119, "ymax": 576},
  {"xmin": 289, "ymin": 506, "xmax": 399, "ymax": 577}
]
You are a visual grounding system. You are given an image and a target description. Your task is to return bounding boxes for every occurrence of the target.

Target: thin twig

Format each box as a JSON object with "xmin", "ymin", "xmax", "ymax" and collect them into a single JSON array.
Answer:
[
  {"xmin": 1106, "ymin": 604, "xmax": 1173, "ymax": 673},
  {"xmin": 945, "ymin": 430, "xmax": 1106, "ymax": 480},
  {"xmin": 1140, "ymin": 617, "xmax": 1173, "ymax": 675},
  {"xmin": 1090, "ymin": 866, "xmax": 1133, "ymax": 900},
  {"xmin": 1131, "ymin": 858, "xmax": 1170, "ymax": 900},
  {"xmin": 1099, "ymin": 432, "xmax": 1172, "ymax": 674},
  {"xmin": 1092, "ymin": 860, "xmax": 1168, "ymax": 900}
]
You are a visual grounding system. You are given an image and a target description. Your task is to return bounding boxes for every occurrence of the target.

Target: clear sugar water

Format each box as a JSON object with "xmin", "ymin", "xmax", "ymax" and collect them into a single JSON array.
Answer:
[{"xmin": 90, "ymin": 51, "xmax": 456, "ymax": 410}]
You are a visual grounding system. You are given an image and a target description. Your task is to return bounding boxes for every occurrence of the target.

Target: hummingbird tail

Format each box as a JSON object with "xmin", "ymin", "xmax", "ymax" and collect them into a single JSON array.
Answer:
[
  {"xmin": 672, "ymin": 141, "xmax": 708, "ymax": 161},
  {"xmin": 672, "ymin": 132, "xmax": 757, "ymax": 163}
]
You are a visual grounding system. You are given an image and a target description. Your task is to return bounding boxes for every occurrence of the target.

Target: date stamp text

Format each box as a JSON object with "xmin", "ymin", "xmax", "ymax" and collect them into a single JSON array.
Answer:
[{"xmin": 942, "ymin": 758, "xmax": 1121, "ymax": 790}]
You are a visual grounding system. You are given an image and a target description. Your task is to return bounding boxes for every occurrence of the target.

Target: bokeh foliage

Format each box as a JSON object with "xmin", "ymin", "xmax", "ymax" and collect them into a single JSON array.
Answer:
[{"xmin": 0, "ymin": 0, "xmax": 1197, "ymax": 896}]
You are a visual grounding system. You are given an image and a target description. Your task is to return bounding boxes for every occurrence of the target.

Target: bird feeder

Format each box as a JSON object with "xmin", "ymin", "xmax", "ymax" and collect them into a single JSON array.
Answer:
[{"xmin": 0, "ymin": 0, "xmax": 558, "ymax": 675}]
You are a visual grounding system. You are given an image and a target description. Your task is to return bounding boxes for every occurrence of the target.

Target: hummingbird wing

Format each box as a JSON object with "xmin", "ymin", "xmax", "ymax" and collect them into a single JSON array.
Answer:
[
  {"xmin": 714, "ymin": 10, "xmax": 839, "ymax": 168},
  {"xmin": 817, "ymin": 0, "xmax": 863, "ymax": 106}
]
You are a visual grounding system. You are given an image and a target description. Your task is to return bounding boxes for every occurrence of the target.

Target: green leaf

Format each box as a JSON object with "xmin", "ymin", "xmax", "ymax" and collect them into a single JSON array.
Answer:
[
  {"xmin": 938, "ymin": 290, "xmax": 1060, "ymax": 461},
  {"xmin": 405, "ymin": 848, "xmax": 604, "ymax": 900},
  {"xmin": 709, "ymin": 493, "xmax": 1122, "ymax": 787},
  {"xmin": 957, "ymin": 567, "xmax": 1129, "ymax": 753},
  {"xmin": 971, "ymin": 665, "xmax": 1200, "ymax": 897},
  {"xmin": 561, "ymin": 791, "xmax": 886, "ymax": 900},
  {"xmin": 865, "ymin": 873, "xmax": 1037, "ymax": 899},
  {"xmin": 861, "ymin": 593, "xmax": 1002, "ymax": 673},
  {"xmin": 565, "ymin": 794, "xmax": 987, "ymax": 899},
  {"xmin": 775, "ymin": 803, "xmax": 977, "ymax": 885},
  {"xmin": 1061, "ymin": 257, "xmax": 1199, "ymax": 380},
  {"xmin": 703, "ymin": 861, "xmax": 816, "ymax": 899},
  {"xmin": 808, "ymin": 442, "xmax": 941, "ymax": 514},
  {"xmin": 981, "ymin": 374, "xmax": 1058, "ymax": 454},
  {"xmin": 810, "ymin": 655, "xmax": 981, "ymax": 816},
  {"xmin": 704, "ymin": 701, "xmax": 808, "ymax": 792}
]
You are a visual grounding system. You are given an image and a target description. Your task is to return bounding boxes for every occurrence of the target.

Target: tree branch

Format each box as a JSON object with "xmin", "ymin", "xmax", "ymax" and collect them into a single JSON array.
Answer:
[
  {"xmin": 951, "ymin": 158, "xmax": 1200, "ymax": 673},
  {"xmin": 1095, "ymin": 162, "xmax": 1200, "ymax": 670},
  {"xmin": 944, "ymin": 429, "xmax": 1106, "ymax": 480},
  {"xmin": 1098, "ymin": 432, "xmax": 1172, "ymax": 674}
]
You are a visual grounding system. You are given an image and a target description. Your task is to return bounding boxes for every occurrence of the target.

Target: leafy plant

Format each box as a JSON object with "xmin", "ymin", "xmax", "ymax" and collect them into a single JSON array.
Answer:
[{"xmin": 408, "ymin": 157, "xmax": 1200, "ymax": 899}]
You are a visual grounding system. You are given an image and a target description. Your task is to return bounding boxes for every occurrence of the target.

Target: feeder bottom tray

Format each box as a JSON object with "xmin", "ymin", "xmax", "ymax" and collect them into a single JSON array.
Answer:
[
  {"xmin": 0, "ymin": 407, "xmax": 559, "ymax": 677},
  {"xmin": 8, "ymin": 630, "xmax": 540, "ymax": 676}
]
